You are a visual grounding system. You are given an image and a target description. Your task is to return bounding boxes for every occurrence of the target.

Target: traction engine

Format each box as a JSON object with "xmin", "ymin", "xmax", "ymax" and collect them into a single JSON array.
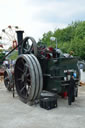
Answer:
[{"xmin": 4, "ymin": 31, "xmax": 80, "ymax": 106}]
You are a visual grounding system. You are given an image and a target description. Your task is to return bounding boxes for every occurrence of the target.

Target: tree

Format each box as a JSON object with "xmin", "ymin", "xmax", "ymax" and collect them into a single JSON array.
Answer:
[
  {"xmin": 8, "ymin": 50, "xmax": 18, "ymax": 60},
  {"xmin": 39, "ymin": 21, "xmax": 85, "ymax": 60}
]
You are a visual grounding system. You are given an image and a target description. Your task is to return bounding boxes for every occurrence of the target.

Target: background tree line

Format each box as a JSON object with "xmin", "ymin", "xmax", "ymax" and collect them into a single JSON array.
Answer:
[
  {"xmin": 39, "ymin": 21, "xmax": 85, "ymax": 60},
  {"xmin": 0, "ymin": 21, "xmax": 85, "ymax": 61}
]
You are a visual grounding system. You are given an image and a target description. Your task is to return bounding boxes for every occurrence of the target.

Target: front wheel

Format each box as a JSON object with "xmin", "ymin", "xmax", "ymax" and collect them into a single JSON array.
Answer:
[{"xmin": 4, "ymin": 69, "xmax": 13, "ymax": 91}]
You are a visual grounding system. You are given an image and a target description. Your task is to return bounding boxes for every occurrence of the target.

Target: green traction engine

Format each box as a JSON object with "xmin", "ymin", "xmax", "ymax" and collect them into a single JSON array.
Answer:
[{"xmin": 4, "ymin": 31, "xmax": 80, "ymax": 104}]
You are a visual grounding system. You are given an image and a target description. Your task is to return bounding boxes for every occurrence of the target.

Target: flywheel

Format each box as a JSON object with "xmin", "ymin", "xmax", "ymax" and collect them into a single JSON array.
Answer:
[{"xmin": 21, "ymin": 37, "xmax": 37, "ymax": 56}]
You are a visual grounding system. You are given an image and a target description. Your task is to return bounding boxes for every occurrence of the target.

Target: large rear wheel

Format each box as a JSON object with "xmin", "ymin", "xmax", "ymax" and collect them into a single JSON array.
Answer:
[
  {"xmin": 14, "ymin": 54, "xmax": 43, "ymax": 103},
  {"xmin": 30, "ymin": 54, "xmax": 43, "ymax": 99}
]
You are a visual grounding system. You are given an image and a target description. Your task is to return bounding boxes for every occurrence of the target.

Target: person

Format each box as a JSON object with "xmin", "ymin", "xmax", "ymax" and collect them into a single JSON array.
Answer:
[{"xmin": 68, "ymin": 74, "xmax": 75, "ymax": 105}]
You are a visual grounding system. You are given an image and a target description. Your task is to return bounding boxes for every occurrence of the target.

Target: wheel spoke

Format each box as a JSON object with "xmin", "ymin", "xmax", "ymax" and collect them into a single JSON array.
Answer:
[
  {"xmin": 21, "ymin": 59, "xmax": 25, "ymax": 65},
  {"xmin": 26, "ymin": 86, "xmax": 31, "ymax": 97},
  {"xmin": 25, "ymin": 92, "xmax": 28, "ymax": 98},
  {"xmin": 20, "ymin": 85, "xmax": 26, "ymax": 93},
  {"xmin": 27, "ymin": 73, "xmax": 30, "ymax": 77},
  {"xmin": 30, "ymin": 44, "xmax": 33, "ymax": 52},
  {"xmin": 26, "ymin": 40, "xmax": 30, "ymax": 49},
  {"xmin": 4, "ymin": 76, "xmax": 9, "ymax": 81},
  {"xmin": 27, "ymin": 79, "xmax": 31, "ymax": 82},
  {"xmin": 17, "ymin": 78, "xmax": 22, "ymax": 81},
  {"xmin": 28, "ymin": 86, "xmax": 31, "ymax": 94},
  {"xmin": 16, "ymin": 66, "xmax": 24, "ymax": 72},
  {"xmin": 23, "ymin": 48, "xmax": 28, "ymax": 53},
  {"xmin": 24, "ymin": 63, "xmax": 28, "ymax": 74},
  {"xmin": 7, "ymin": 81, "xmax": 10, "ymax": 85}
]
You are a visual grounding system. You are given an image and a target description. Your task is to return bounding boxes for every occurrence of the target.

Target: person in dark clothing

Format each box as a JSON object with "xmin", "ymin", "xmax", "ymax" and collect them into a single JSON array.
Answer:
[{"xmin": 68, "ymin": 75, "xmax": 75, "ymax": 105}]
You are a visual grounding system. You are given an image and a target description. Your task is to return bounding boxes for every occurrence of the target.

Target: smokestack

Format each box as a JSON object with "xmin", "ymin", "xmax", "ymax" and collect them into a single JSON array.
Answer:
[{"xmin": 16, "ymin": 30, "xmax": 24, "ymax": 55}]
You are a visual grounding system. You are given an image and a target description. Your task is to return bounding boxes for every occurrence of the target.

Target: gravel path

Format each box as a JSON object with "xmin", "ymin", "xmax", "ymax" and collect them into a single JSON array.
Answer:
[{"xmin": 0, "ymin": 81, "xmax": 85, "ymax": 128}]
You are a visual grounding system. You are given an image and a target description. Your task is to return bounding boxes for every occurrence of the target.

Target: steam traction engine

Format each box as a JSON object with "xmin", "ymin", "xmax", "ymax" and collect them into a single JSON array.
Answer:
[{"xmin": 4, "ymin": 31, "xmax": 80, "ymax": 107}]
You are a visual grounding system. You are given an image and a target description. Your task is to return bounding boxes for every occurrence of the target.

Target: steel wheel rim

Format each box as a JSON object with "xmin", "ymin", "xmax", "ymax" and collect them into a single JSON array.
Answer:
[
  {"xmin": 30, "ymin": 54, "xmax": 43, "ymax": 98},
  {"xmin": 15, "ymin": 58, "xmax": 31, "ymax": 99},
  {"xmin": 27, "ymin": 54, "xmax": 39, "ymax": 100},
  {"xmin": 14, "ymin": 54, "xmax": 36, "ymax": 101},
  {"xmin": 4, "ymin": 69, "xmax": 13, "ymax": 91},
  {"xmin": 4, "ymin": 71, "xmax": 10, "ymax": 88}
]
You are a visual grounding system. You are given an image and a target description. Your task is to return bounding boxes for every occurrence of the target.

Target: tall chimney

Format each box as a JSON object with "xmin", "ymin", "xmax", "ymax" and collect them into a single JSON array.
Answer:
[{"xmin": 16, "ymin": 30, "xmax": 24, "ymax": 55}]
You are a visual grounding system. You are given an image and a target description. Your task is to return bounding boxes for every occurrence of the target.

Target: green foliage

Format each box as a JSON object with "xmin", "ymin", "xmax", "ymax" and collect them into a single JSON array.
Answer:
[
  {"xmin": 74, "ymin": 21, "xmax": 85, "ymax": 39},
  {"xmin": 40, "ymin": 31, "xmax": 53, "ymax": 46},
  {"xmin": 8, "ymin": 50, "xmax": 18, "ymax": 60},
  {"xmin": 0, "ymin": 51, "xmax": 5, "ymax": 65},
  {"xmin": 40, "ymin": 21, "xmax": 85, "ymax": 60}
]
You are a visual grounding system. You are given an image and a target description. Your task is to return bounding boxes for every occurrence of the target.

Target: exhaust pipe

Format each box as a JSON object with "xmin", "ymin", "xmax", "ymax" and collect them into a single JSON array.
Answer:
[{"xmin": 16, "ymin": 30, "xmax": 24, "ymax": 55}]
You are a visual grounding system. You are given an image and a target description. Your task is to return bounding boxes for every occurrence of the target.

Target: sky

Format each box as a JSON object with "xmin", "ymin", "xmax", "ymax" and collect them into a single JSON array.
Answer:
[{"xmin": 0, "ymin": 0, "xmax": 85, "ymax": 48}]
